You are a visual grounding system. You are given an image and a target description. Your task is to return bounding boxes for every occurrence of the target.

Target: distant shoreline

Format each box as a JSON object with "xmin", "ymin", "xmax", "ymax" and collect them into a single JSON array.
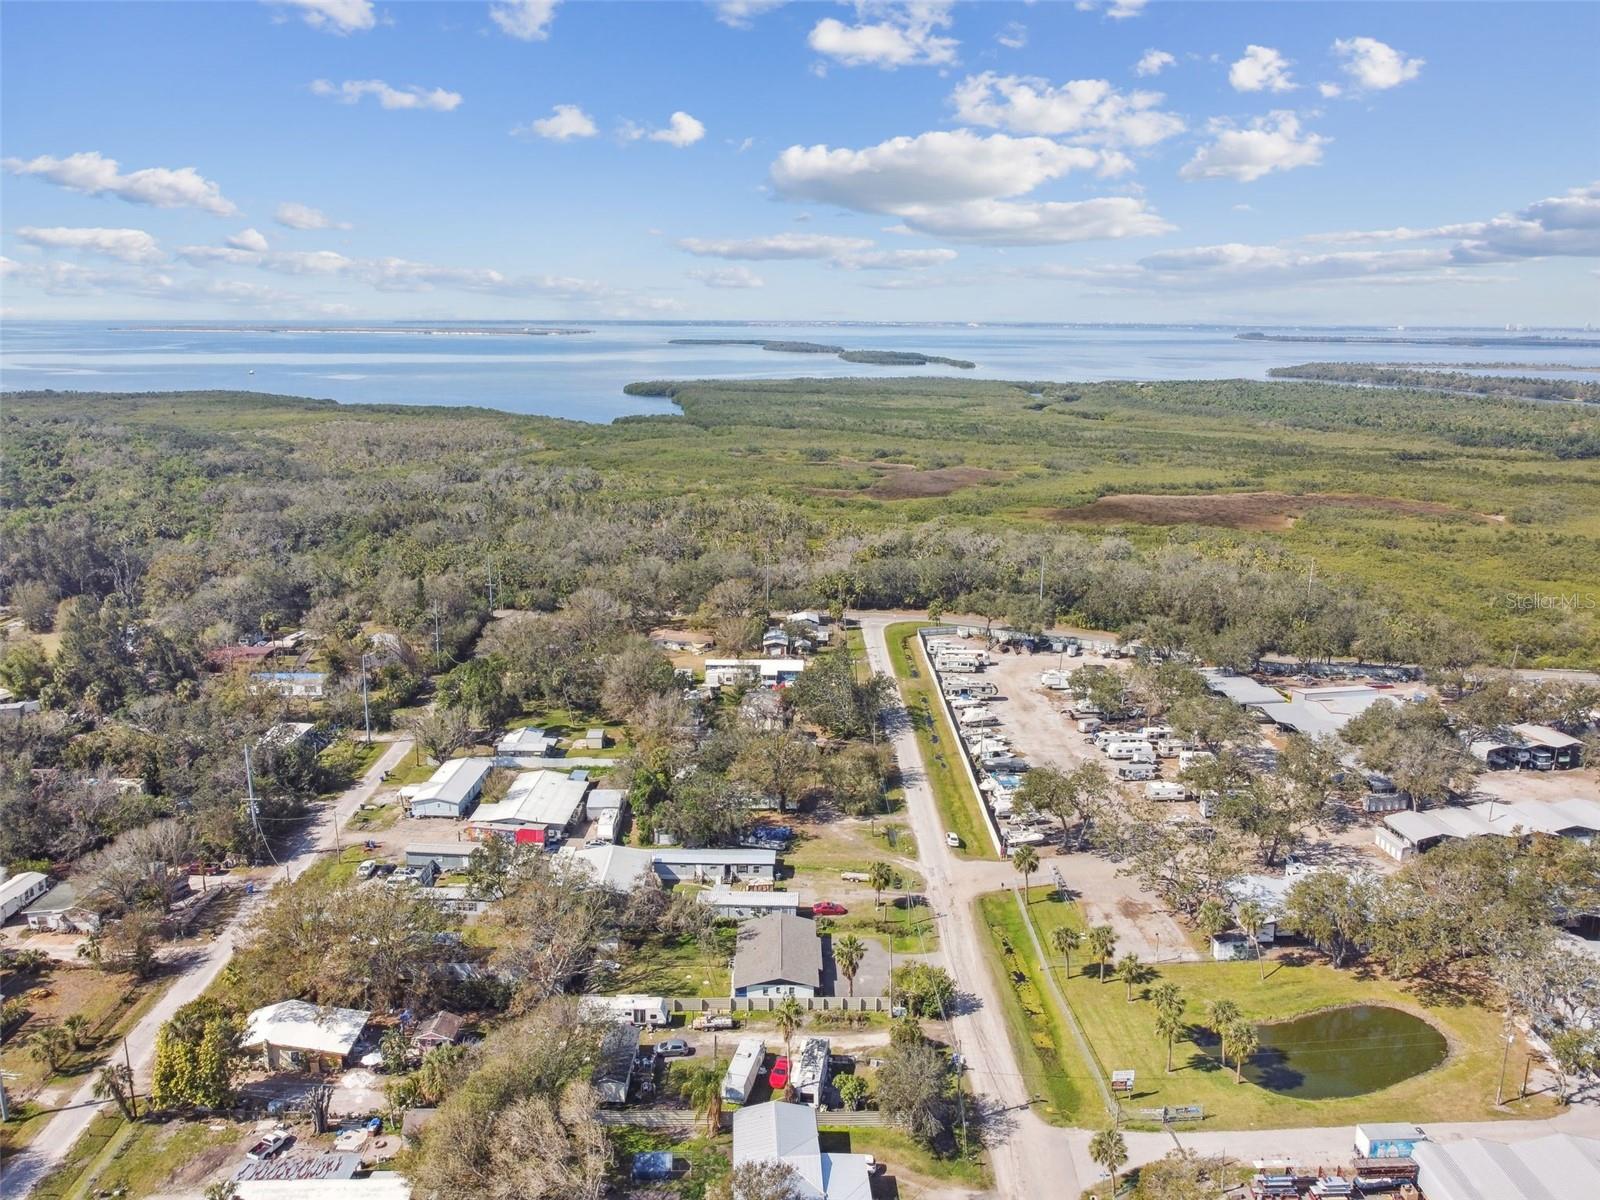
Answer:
[
  {"xmin": 118, "ymin": 326, "xmax": 593, "ymax": 337},
  {"xmin": 667, "ymin": 337, "xmax": 976, "ymax": 369},
  {"xmin": 1238, "ymin": 332, "xmax": 1600, "ymax": 349}
]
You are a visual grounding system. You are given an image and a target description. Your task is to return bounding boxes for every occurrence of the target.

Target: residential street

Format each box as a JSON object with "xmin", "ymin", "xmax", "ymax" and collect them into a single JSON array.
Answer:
[{"xmin": 1, "ymin": 737, "xmax": 415, "ymax": 1200}]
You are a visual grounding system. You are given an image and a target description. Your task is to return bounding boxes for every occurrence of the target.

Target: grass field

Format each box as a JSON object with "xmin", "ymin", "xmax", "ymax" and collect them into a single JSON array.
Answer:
[
  {"xmin": 818, "ymin": 1124, "xmax": 992, "ymax": 1190},
  {"xmin": 29, "ymin": 1112, "xmax": 243, "ymax": 1200},
  {"xmin": 612, "ymin": 928, "xmax": 736, "ymax": 998},
  {"xmin": 884, "ymin": 621, "xmax": 997, "ymax": 860},
  {"xmin": 979, "ymin": 888, "xmax": 1556, "ymax": 1130}
]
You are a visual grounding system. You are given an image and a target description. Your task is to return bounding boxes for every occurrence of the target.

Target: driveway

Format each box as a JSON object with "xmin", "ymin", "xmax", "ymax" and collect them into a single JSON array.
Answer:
[
  {"xmin": 822, "ymin": 934, "xmax": 891, "ymax": 999},
  {"xmin": 1, "ymin": 737, "xmax": 415, "ymax": 1200}
]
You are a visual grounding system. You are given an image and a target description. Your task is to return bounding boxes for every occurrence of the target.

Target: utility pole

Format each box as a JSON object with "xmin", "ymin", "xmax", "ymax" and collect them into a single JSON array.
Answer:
[
  {"xmin": 360, "ymin": 652, "xmax": 372, "ymax": 746},
  {"xmin": 124, "ymin": 1038, "xmax": 138, "ymax": 1119},
  {"xmin": 1496, "ymin": 1024, "xmax": 1514, "ymax": 1104},
  {"xmin": 0, "ymin": 1073, "xmax": 10, "ymax": 1122},
  {"xmin": 431, "ymin": 604, "xmax": 443, "ymax": 661},
  {"xmin": 1039, "ymin": 555, "xmax": 1045, "ymax": 602}
]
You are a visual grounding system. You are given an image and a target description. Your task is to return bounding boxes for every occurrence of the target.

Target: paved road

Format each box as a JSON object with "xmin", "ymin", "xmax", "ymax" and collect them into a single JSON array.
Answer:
[
  {"xmin": 0, "ymin": 737, "xmax": 414, "ymax": 1199},
  {"xmin": 859, "ymin": 615, "xmax": 1082, "ymax": 1200}
]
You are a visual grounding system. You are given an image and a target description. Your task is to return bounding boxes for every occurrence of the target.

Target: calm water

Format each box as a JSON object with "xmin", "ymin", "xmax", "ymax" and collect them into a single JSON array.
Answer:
[
  {"xmin": 3, "ymin": 320, "xmax": 1597, "ymax": 423},
  {"xmin": 1242, "ymin": 1005, "xmax": 1448, "ymax": 1099}
]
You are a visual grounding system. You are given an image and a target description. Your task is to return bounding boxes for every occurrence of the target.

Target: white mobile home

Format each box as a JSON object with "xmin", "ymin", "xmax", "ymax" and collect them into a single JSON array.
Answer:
[
  {"xmin": 1, "ymin": 871, "xmax": 50, "ymax": 922},
  {"xmin": 404, "ymin": 757, "xmax": 494, "ymax": 819},
  {"xmin": 704, "ymin": 888, "xmax": 803, "ymax": 920},
  {"xmin": 581, "ymin": 994, "xmax": 670, "ymax": 1027},
  {"xmin": 722, "ymin": 1037, "xmax": 766, "ymax": 1104}
]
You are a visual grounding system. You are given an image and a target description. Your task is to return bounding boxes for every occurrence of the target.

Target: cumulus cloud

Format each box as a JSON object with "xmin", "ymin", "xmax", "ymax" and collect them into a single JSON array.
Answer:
[
  {"xmin": 3, "ymin": 150, "xmax": 238, "ymax": 215},
  {"xmin": 689, "ymin": 265, "xmax": 766, "ymax": 288},
  {"xmin": 1134, "ymin": 49, "xmax": 1175, "ymax": 77},
  {"xmin": 1229, "ymin": 45, "xmax": 1296, "ymax": 92},
  {"xmin": 17, "ymin": 226, "xmax": 163, "ymax": 264},
  {"xmin": 712, "ymin": 0, "xmax": 787, "ymax": 27},
  {"xmin": 275, "ymin": 201, "xmax": 351, "ymax": 230},
  {"xmin": 996, "ymin": 22, "xmax": 1027, "ymax": 50},
  {"xmin": 808, "ymin": 2, "xmax": 958, "ymax": 69},
  {"xmin": 678, "ymin": 232, "xmax": 876, "ymax": 260},
  {"xmin": 1307, "ymin": 183, "xmax": 1600, "ymax": 262},
  {"xmin": 1180, "ymin": 112, "xmax": 1327, "ymax": 183},
  {"xmin": 311, "ymin": 79, "xmax": 462, "ymax": 111},
  {"xmin": 227, "ymin": 228, "xmax": 271, "ymax": 252},
  {"xmin": 1077, "ymin": 0, "xmax": 1148, "ymax": 19},
  {"xmin": 490, "ymin": 0, "xmax": 559, "ymax": 41},
  {"xmin": 950, "ymin": 72, "xmax": 1184, "ymax": 147},
  {"xmin": 517, "ymin": 104, "xmax": 598, "ymax": 140},
  {"xmin": 886, "ymin": 196, "xmax": 1173, "ymax": 245},
  {"xmin": 650, "ymin": 111, "xmax": 706, "ymax": 147},
  {"xmin": 834, "ymin": 247, "xmax": 958, "ymax": 269},
  {"xmin": 1333, "ymin": 37, "xmax": 1424, "ymax": 91},
  {"xmin": 1318, "ymin": 82, "xmax": 1343, "ymax": 99},
  {"xmin": 275, "ymin": 0, "xmax": 376, "ymax": 35}
]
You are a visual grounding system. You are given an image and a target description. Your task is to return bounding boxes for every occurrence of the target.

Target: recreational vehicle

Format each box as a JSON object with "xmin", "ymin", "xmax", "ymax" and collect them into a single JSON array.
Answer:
[{"xmin": 1146, "ymin": 782, "xmax": 1189, "ymax": 802}]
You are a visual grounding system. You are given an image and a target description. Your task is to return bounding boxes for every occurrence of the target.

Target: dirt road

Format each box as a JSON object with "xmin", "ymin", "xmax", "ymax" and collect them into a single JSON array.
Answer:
[{"xmin": 1, "ymin": 737, "xmax": 414, "ymax": 1200}]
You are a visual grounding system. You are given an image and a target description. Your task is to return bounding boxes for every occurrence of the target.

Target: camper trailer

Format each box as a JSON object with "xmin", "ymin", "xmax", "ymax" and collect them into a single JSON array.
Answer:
[
  {"xmin": 1076, "ymin": 717, "xmax": 1103, "ymax": 734},
  {"xmin": 1178, "ymin": 749, "xmax": 1216, "ymax": 772},
  {"xmin": 1155, "ymin": 738, "xmax": 1187, "ymax": 759},
  {"xmin": 1117, "ymin": 763, "xmax": 1156, "ymax": 781},
  {"xmin": 1145, "ymin": 782, "xmax": 1188, "ymax": 802},
  {"xmin": 1039, "ymin": 670, "xmax": 1071, "ymax": 690},
  {"xmin": 943, "ymin": 676, "xmax": 998, "ymax": 698}
]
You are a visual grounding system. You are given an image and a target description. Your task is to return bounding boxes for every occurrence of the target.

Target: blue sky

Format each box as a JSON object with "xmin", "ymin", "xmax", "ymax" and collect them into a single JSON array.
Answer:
[{"xmin": 2, "ymin": 0, "xmax": 1597, "ymax": 324}]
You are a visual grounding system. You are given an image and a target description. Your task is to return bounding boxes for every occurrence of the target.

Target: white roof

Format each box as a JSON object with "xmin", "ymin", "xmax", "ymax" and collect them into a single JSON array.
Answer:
[
  {"xmin": 563, "ymin": 844, "xmax": 656, "ymax": 890},
  {"xmin": 1414, "ymin": 1133, "xmax": 1600, "ymax": 1200},
  {"xmin": 587, "ymin": 788, "xmax": 627, "ymax": 811},
  {"xmin": 402, "ymin": 757, "xmax": 492, "ymax": 806},
  {"xmin": 705, "ymin": 887, "xmax": 801, "ymax": 910},
  {"xmin": 495, "ymin": 727, "xmax": 556, "ymax": 754},
  {"xmin": 471, "ymin": 770, "xmax": 589, "ymax": 830},
  {"xmin": 732, "ymin": 1103, "xmax": 873, "ymax": 1200},
  {"xmin": 1261, "ymin": 684, "xmax": 1389, "ymax": 738},
  {"xmin": 1, "ymin": 871, "xmax": 48, "ymax": 908},
  {"xmin": 243, "ymin": 1000, "xmax": 370, "ymax": 1058},
  {"xmin": 1201, "ymin": 671, "xmax": 1285, "ymax": 707},
  {"xmin": 653, "ymin": 847, "xmax": 777, "ymax": 867},
  {"xmin": 236, "ymin": 1178, "xmax": 410, "ymax": 1200},
  {"xmin": 1510, "ymin": 723, "xmax": 1582, "ymax": 749},
  {"xmin": 1387, "ymin": 798, "xmax": 1600, "ymax": 846}
]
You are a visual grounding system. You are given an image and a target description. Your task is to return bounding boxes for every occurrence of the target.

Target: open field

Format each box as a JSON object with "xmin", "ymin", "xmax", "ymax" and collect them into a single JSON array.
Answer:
[
  {"xmin": 1050, "ymin": 490, "xmax": 1500, "ymax": 532},
  {"xmin": 979, "ymin": 889, "xmax": 1557, "ymax": 1131},
  {"xmin": 884, "ymin": 622, "xmax": 997, "ymax": 859}
]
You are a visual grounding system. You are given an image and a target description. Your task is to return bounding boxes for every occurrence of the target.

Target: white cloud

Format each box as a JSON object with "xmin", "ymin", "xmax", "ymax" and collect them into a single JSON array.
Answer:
[
  {"xmin": 1077, "ymin": 0, "xmax": 1148, "ymax": 19},
  {"xmin": 311, "ymin": 79, "xmax": 462, "ymax": 111},
  {"xmin": 1332, "ymin": 37, "xmax": 1424, "ymax": 91},
  {"xmin": 517, "ymin": 104, "xmax": 598, "ymax": 140},
  {"xmin": 950, "ymin": 72, "xmax": 1184, "ymax": 147},
  {"xmin": 712, "ymin": 0, "xmax": 786, "ymax": 27},
  {"xmin": 17, "ymin": 226, "xmax": 163, "ymax": 264},
  {"xmin": 274, "ymin": 201, "xmax": 351, "ymax": 230},
  {"xmin": 2, "ymin": 150, "xmax": 238, "ymax": 215},
  {"xmin": 678, "ymin": 232, "xmax": 876, "ymax": 260},
  {"xmin": 1180, "ymin": 112, "xmax": 1327, "ymax": 183},
  {"xmin": 808, "ymin": 3, "xmax": 958, "ymax": 69},
  {"xmin": 1307, "ymin": 183, "xmax": 1600, "ymax": 262},
  {"xmin": 650, "ymin": 112, "xmax": 706, "ymax": 147},
  {"xmin": 886, "ymin": 196, "xmax": 1173, "ymax": 245},
  {"xmin": 227, "ymin": 228, "xmax": 271, "ymax": 252},
  {"xmin": 275, "ymin": 0, "xmax": 375, "ymax": 35},
  {"xmin": 1229, "ymin": 45, "xmax": 1296, "ymax": 93},
  {"xmin": 996, "ymin": 22, "xmax": 1027, "ymax": 50},
  {"xmin": 1318, "ymin": 82, "xmax": 1343, "ymax": 99},
  {"xmin": 1134, "ymin": 49, "xmax": 1175, "ymax": 77},
  {"xmin": 490, "ymin": 0, "xmax": 559, "ymax": 41},
  {"xmin": 772, "ymin": 130, "xmax": 1112, "ymax": 212},
  {"xmin": 689, "ymin": 266, "xmax": 766, "ymax": 288},
  {"xmin": 835, "ymin": 247, "xmax": 958, "ymax": 269}
]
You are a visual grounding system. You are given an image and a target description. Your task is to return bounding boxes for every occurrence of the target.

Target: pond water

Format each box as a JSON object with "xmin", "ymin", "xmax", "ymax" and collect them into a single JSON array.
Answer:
[{"xmin": 1242, "ymin": 1005, "xmax": 1448, "ymax": 1099}]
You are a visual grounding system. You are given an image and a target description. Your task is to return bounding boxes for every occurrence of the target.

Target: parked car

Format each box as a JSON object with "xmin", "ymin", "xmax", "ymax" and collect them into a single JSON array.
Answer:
[
  {"xmin": 246, "ymin": 1129, "xmax": 292, "ymax": 1160},
  {"xmin": 812, "ymin": 901, "xmax": 847, "ymax": 916},
  {"xmin": 945, "ymin": 831, "xmax": 962, "ymax": 848},
  {"xmin": 768, "ymin": 1056, "xmax": 790, "ymax": 1090},
  {"xmin": 656, "ymin": 1039, "xmax": 692, "ymax": 1058},
  {"xmin": 355, "ymin": 859, "xmax": 379, "ymax": 880}
]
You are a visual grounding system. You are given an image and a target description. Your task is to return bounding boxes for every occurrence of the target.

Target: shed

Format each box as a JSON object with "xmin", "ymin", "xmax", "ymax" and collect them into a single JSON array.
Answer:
[
  {"xmin": 1355, "ymin": 1123, "xmax": 1429, "ymax": 1159},
  {"xmin": 576, "ymin": 728, "xmax": 611, "ymax": 750},
  {"xmin": 242, "ymin": 1000, "xmax": 371, "ymax": 1073},
  {"xmin": 410, "ymin": 1011, "xmax": 465, "ymax": 1053},
  {"xmin": 722, "ymin": 1037, "xmax": 766, "ymax": 1104}
]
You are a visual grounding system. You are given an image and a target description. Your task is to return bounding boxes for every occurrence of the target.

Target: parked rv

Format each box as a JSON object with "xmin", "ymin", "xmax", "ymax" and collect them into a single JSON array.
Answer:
[
  {"xmin": 1117, "ymin": 763, "xmax": 1156, "ymax": 781},
  {"xmin": 1146, "ymin": 782, "xmax": 1188, "ymax": 802},
  {"xmin": 1076, "ymin": 717, "xmax": 1103, "ymax": 734},
  {"xmin": 1155, "ymin": 738, "xmax": 1187, "ymax": 759},
  {"xmin": 1178, "ymin": 749, "xmax": 1216, "ymax": 771}
]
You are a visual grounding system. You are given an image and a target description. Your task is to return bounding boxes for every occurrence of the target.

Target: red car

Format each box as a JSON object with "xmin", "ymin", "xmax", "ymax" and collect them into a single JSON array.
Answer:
[
  {"xmin": 812, "ymin": 901, "xmax": 848, "ymax": 916},
  {"xmin": 768, "ymin": 1056, "xmax": 790, "ymax": 1090}
]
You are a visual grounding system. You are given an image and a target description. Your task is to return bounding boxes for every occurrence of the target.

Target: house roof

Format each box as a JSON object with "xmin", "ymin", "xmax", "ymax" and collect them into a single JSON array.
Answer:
[
  {"xmin": 412, "ymin": 1011, "xmax": 463, "ymax": 1044},
  {"xmin": 1387, "ymin": 799, "xmax": 1600, "ymax": 847},
  {"xmin": 1, "ymin": 871, "xmax": 48, "ymax": 908},
  {"xmin": 592, "ymin": 1021, "xmax": 641, "ymax": 1104},
  {"xmin": 495, "ymin": 727, "xmax": 556, "ymax": 754},
  {"xmin": 1413, "ymin": 1133, "xmax": 1600, "ymax": 1200},
  {"xmin": 234, "ymin": 1152, "xmax": 361, "ymax": 1183},
  {"xmin": 732, "ymin": 1103, "xmax": 872, "ymax": 1200},
  {"xmin": 403, "ymin": 757, "xmax": 493, "ymax": 808},
  {"xmin": 22, "ymin": 880, "xmax": 83, "ymax": 916},
  {"xmin": 243, "ymin": 1000, "xmax": 370, "ymax": 1058},
  {"xmin": 470, "ymin": 769, "xmax": 589, "ymax": 829},
  {"xmin": 733, "ymin": 913, "xmax": 823, "ymax": 991},
  {"xmin": 587, "ymin": 788, "xmax": 627, "ymax": 811},
  {"xmin": 653, "ymin": 847, "xmax": 777, "ymax": 867},
  {"xmin": 563, "ymin": 844, "xmax": 656, "ymax": 890}
]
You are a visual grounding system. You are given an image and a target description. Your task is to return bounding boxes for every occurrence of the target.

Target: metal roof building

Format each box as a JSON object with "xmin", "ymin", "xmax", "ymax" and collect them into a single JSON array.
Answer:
[
  {"xmin": 1413, "ymin": 1133, "xmax": 1600, "ymax": 1200},
  {"xmin": 468, "ymin": 769, "xmax": 590, "ymax": 837},
  {"xmin": 732, "ymin": 1102, "xmax": 872, "ymax": 1200}
]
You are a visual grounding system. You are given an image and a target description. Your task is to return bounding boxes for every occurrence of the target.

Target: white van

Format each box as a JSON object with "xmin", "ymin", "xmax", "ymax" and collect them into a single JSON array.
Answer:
[
  {"xmin": 1145, "ymin": 782, "xmax": 1188, "ymax": 802},
  {"xmin": 1076, "ymin": 717, "xmax": 1103, "ymax": 734},
  {"xmin": 1179, "ymin": 749, "xmax": 1216, "ymax": 772},
  {"xmin": 1117, "ymin": 763, "xmax": 1156, "ymax": 781}
]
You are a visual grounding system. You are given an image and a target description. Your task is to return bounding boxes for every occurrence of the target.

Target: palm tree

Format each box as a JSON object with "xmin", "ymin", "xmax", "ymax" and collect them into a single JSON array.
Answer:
[
  {"xmin": 1089, "ymin": 1126, "xmax": 1128, "ymax": 1195},
  {"xmin": 676, "ymin": 1060, "xmax": 725, "ymax": 1136},
  {"xmin": 93, "ymin": 1062, "xmax": 136, "ymax": 1120},
  {"xmin": 1087, "ymin": 925, "xmax": 1118, "ymax": 982},
  {"xmin": 775, "ymin": 996, "xmax": 806, "ymax": 1057},
  {"xmin": 1151, "ymin": 982, "xmax": 1187, "ymax": 1073},
  {"xmin": 868, "ymin": 861, "xmax": 895, "ymax": 909},
  {"xmin": 1236, "ymin": 900, "xmax": 1268, "ymax": 980},
  {"xmin": 63, "ymin": 1013, "xmax": 90, "ymax": 1051},
  {"xmin": 26, "ymin": 1025, "xmax": 72, "ymax": 1074},
  {"xmin": 1011, "ymin": 844, "xmax": 1040, "ymax": 901},
  {"xmin": 1223, "ymin": 1018, "xmax": 1259, "ymax": 1084},
  {"xmin": 1050, "ymin": 926, "xmax": 1081, "ymax": 979},
  {"xmin": 833, "ymin": 934, "xmax": 866, "ymax": 997},
  {"xmin": 1208, "ymin": 999, "xmax": 1240, "ymax": 1069},
  {"xmin": 1195, "ymin": 897, "xmax": 1229, "ymax": 942},
  {"xmin": 1115, "ymin": 952, "xmax": 1145, "ymax": 1002}
]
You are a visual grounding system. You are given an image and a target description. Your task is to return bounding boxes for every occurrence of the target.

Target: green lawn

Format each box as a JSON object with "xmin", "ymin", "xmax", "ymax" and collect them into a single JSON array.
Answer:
[
  {"xmin": 980, "ymin": 888, "xmax": 1555, "ymax": 1130},
  {"xmin": 883, "ymin": 622, "xmax": 997, "ymax": 860},
  {"xmin": 31, "ymin": 1113, "xmax": 243, "ymax": 1200},
  {"xmin": 818, "ymin": 1125, "xmax": 991, "ymax": 1190},
  {"xmin": 613, "ymin": 928, "xmax": 735, "ymax": 998},
  {"xmin": 825, "ymin": 895, "xmax": 942, "ymax": 956}
]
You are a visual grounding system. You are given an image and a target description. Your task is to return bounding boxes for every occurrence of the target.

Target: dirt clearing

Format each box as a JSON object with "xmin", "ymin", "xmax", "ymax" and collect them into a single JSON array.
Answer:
[{"xmin": 1049, "ymin": 491, "xmax": 1490, "ymax": 531}]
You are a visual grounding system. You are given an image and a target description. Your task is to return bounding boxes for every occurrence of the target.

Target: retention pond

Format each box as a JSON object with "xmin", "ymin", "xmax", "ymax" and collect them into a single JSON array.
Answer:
[{"xmin": 1242, "ymin": 1005, "xmax": 1448, "ymax": 1099}]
